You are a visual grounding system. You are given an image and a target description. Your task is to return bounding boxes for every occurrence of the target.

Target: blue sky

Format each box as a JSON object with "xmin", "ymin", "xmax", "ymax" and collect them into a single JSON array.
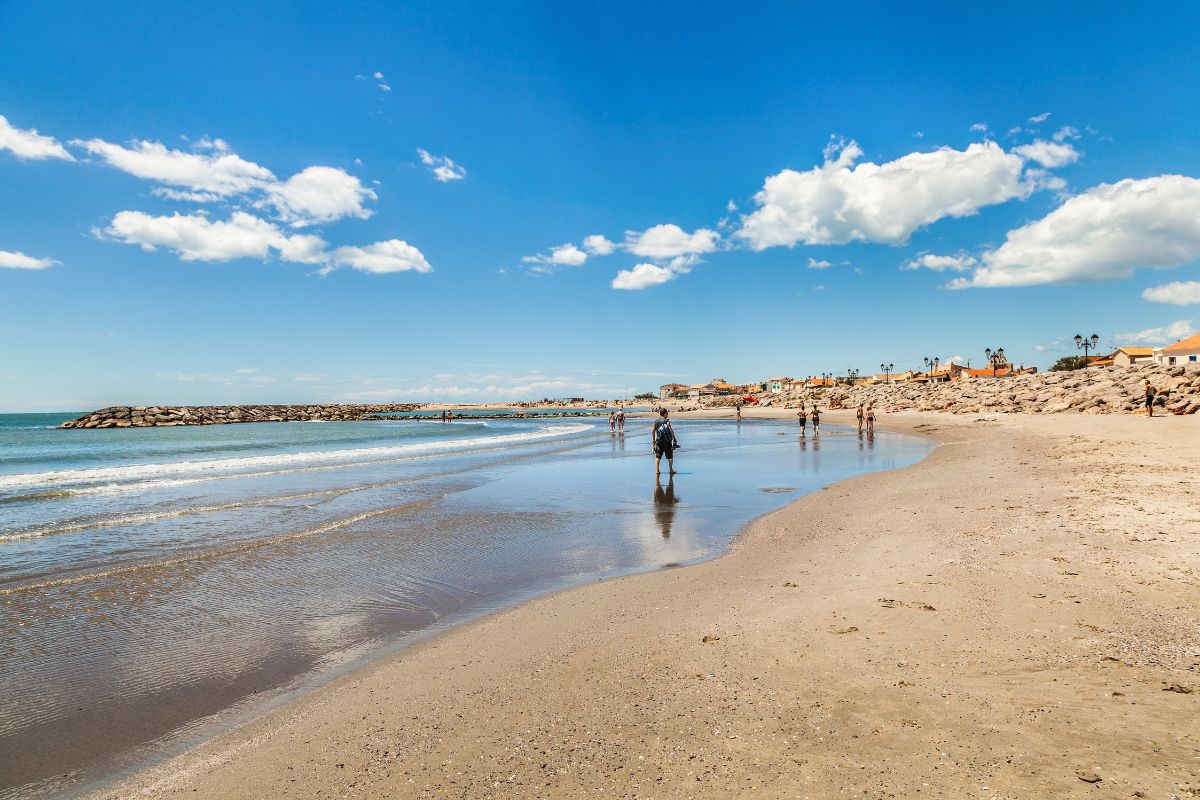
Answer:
[{"xmin": 3, "ymin": 2, "xmax": 1200, "ymax": 410}]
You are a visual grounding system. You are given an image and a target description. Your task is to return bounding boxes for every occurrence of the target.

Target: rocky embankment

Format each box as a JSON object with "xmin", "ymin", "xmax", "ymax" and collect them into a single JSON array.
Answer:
[
  {"xmin": 760, "ymin": 362, "xmax": 1200, "ymax": 415},
  {"xmin": 59, "ymin": 404, "xmax": 423, "ymax": 428}
]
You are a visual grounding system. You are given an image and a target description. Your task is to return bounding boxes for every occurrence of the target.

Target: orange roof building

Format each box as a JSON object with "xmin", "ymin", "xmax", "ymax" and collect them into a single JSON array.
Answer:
[{"xmin": 1156, "ymin": 332, "xmax": 1200, "ymax": 366}]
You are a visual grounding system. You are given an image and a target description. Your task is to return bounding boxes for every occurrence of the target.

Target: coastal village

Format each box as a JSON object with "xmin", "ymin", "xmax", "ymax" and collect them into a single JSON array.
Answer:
[
  {"xmin": 657, "ymin": 332, "xmax": 1200, "ymax": 415},
  {"xmin": 660, "ymin": 331, "xmax": 1200, "ymax": 401}
]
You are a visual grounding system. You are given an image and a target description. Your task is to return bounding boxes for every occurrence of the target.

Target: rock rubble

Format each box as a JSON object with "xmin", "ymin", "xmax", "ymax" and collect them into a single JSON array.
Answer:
[
  {"xmin": 59, "ymin": 404, "xmax": 422, "ymax": 429},
  {"xmin": 756, "ymin": 362, "xmax": 1200, "ymax": 415}
]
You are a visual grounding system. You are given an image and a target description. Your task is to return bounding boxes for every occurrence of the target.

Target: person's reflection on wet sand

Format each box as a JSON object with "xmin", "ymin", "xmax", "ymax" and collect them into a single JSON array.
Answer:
[{"xmin": 653, "ymin": 475, "xmax": 679, "ymax": 539}]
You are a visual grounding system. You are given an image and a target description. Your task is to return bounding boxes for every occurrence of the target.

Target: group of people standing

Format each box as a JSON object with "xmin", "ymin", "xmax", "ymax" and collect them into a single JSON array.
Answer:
[{"xmin": 609, "ymin": 407, "xmax": 626, "ymax": 433}]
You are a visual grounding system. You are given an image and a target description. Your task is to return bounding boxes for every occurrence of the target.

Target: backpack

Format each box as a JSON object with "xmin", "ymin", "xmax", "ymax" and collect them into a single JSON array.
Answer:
[{"xmin": 654, "ymin": 420, "xmax": 674, "ymax": 449}]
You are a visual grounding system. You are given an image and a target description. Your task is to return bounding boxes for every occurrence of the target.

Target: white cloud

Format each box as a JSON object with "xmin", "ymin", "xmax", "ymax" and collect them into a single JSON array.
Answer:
[
  {"xmin": 1113, "ymin": 319, "xmax": 1194, "ymax": 346},
  {"xmin": 327, "ymin": 239, "xmax": 432, "ymax": 274},
  {"xmin": 0, "ymin": 114, "xmax": 74, "ymax": 161},
  {"xmin": 293, "ymin": 373, "xmax": 323, "ymax": 382},
  {"xmin": 0, "ymin": 249, "xmax": 59, "ymax": 269},
  {"xmin": 1053, "ymin": 126, "xmax": 1081, "ymax": 143},
  {"xmin": 1029, "ymin": 112, "xmax": 1051, "ymax": 123},
  {"xmin": 102, "ymin": 210, "xmax": 430, "ymax": 275},
  {"xmin": 625, "ymin": 223, "xmax": 718, "ymax": 259},
  {"xmin": 736, "ymin": 139, "xmax": 1036, "ymax": 249},
  {"xmin": 1142, "ymin": 281, "xmax": 1200, "ymax": 306},
  {"xmin": 949, "ymin": 175, "xmax": 1200, "ymax": 289},
  {"xmin": 523, "ymin": 242, "xmax": 590, "ymax": 274},
  {"xmin": 970, "ymin": 123, "xmax": 988, "ymax": 133},
  {"xmin": 726, "ymin": 199, "xmax": 738, "ymax": 212},
  {"xmin": 807, "ymin": 258, "xmax": 832, "ymax": 269},
  {"xmin": 104, "ymin": 210, "xmax": 285, "ymax": 261},
  {"xmin": 582, "ymin": 234, "xmax": 615, "ymax": 256},
  {"xmin": 266, "ymin": 166, "xmax": 376, "ymax": 227},
  {"xmin": 901, "ymin": 251, "xmax": 978, "ymax": 272},
  {"xmin": 1012, "ymin": 139, "xmax": 1080, "ymax": 168},
  {"xmin": 75, "ymin": 137, "xmax": 377, "ymax": 226},
  {"xmin": 611, "ymin": 262, "xmax": 678, "ymax": 290},
  {"xmin": 74, "ymin": 137, "xmax": 275, "ymax": 196},
  {"xmin": 416, "ymin": 148, "xmax": 466, "ymax": 182},
  {"xmin": 235, "ymin": 368, "xmax": 259, "ymax": 374},
  {"xmin": 372, "ymin": 71, "xmax": 392, "ymax": 92}
]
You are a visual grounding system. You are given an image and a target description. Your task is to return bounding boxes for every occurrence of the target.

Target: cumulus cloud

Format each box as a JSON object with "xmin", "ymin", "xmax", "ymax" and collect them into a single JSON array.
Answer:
[
  {"xmin": 416, "ymin": 148, "xmax": 466, "ymax": 182},
  {"xmin": 73, "ymin": 137, "xmax": 376, "ymax": 226},
  {"xmin": 103, "ymin": 210, "xmax": 285, "ymax": 261},
  {"xmin": 1142, "ymin": 281, "xmax": 1200, "ymax": 306},
  {"xmin": 523, "ymin": 242, "xmax": 590, "ymax": 274},
  {"xmin": 1012, "ymin": 139, "xmax": 1080, "ymax": 168},
  {"xmin": 0, "ymin": 249, "xmax": 59, "ymax": 269},
  {"xmin": 625, "ymin": 223, "xmax": 718, "ymax": 259},
  {"xmin": 266, "ymin": 166, "xmax": 376, "ymax": 227},
  {"xmin": 327, "ymin": 239, "xmax": 432, "ymax": 274},
  {"xmin": 74, "ymin": 137, "xmax": 275, "ymax": 196},
  {"xmin": 901, "ymin": 251, "xmax": 978, "ymax": 272},
  {"xmin": 372, "ymin": 71, "xmax": 391, "ymax": 92},
  {"xmin": 582, "ymin": 234, "xmax": 616, "ymax": 256},
  {"xmin": 102, "ymin": 210, "xmax": 430, "ymax": 274},
  {"xmin": 949, "ymin": 175, "xmax": 1200, "ymax": 289},
  {"xmin": 1028, "ymin": 112, "xmax": 1051, "ymax": 123},
  {"xmin": 736, "ymin": 139, "xmax": 1037, "ymax": 250},
  {"xmin": 1113, "ymin": 319, "xmax": 1194, "ymax": 346},
  {"xmin": 0, "ymin": 114, "xmax": 74, "ymax": 161},
  {"xmin": 807, "ymin": 258, "xmax": 832, "ymax": 269},
  {"xmin": 611, "ymin": 262, "xmax": 678, "ymax": 290},
  {"xmin": 970, "ymin": 123, "xmax": 988, "ymax": 133}
]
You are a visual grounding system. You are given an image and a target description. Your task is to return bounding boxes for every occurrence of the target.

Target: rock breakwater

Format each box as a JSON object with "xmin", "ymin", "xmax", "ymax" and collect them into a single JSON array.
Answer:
[
  {"xmin": 59, "ymin": 404, "xmax": 423, "ymax": 429},
  {"xmin": 758, "ymin": 362, "xmax": 1200, "ymax": 415}
]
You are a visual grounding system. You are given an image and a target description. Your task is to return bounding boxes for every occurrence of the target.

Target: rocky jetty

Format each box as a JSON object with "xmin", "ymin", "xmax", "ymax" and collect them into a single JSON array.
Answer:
[
  {"xmin": 755, "ymin": 362, "xmax": 1200, "ymax": 415},
  {"xmin": 59, "ymin": 404, "xmax": 422, "ymax": 429}
]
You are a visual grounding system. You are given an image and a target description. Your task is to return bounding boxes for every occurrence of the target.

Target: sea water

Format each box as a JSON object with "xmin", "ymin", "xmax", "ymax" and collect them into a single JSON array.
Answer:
[{"xmin": 0, "ymin": 413, "xmax": 931, "ymax": 797}]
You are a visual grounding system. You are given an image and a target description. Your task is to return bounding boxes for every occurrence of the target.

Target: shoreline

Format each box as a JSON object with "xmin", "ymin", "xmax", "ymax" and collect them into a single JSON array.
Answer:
[{"xmin": 86, "ymin": 409, "xmax": 1199, "ymax": 798}]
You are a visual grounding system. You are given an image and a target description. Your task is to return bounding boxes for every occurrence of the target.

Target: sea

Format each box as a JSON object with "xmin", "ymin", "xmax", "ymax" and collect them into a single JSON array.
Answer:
[{"xmin": 0, "ymin": 411, "xmax": 932, "ymax": 797}]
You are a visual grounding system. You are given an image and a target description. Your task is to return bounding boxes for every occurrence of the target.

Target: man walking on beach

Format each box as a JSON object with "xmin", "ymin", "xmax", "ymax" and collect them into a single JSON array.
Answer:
[
  {"xmin": 797, "ymin": 407, "xmax": 807, "ymax": 435},
  {"xmin": 856, "ymin": 403, "xmax": 864, "ymax": 433},
  {"xmin": 617, "ymin": 407, "xmax": 626, "ymax": 432},
  {"xmin": 1144, "ymin": 380, "xmax": 1157, "ymax": 417},
  {"xmin": 652, "ymin": 409, "xmax": 679, "ymax": 476},
  {"xmin": 811, "ymin": 405, "xmax": 821, "ymax": 433},
  {"xmin": 866, "ymin": 405, "xmax": 875, "ymax": 433}
]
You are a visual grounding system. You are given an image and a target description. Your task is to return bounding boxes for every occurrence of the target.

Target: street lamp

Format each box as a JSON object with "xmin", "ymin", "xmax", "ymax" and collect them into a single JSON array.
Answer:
[
  {"xmin": 820, "ymin": 371, "xmax": 832, "ymax": 385},
  {"xmin": 847, "ymin": 368, "xmax": 860, "ymax": 384},
  {"xmin": 923, "ymin": 356, "xmax": 940, "ymax": 384},
  {"xmin": 880, "ymin": 363, "xmax": 894, "ymax": 385},
  {"xmin": 1074, "ymin": 333, "xmax": 1100, "ymax": 369},
  {"xmin": 984, "ymin": 347, "xmax": 1006, "ymax": 377}
]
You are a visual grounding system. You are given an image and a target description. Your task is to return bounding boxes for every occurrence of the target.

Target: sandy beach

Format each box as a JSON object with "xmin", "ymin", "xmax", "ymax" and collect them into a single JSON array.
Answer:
[{"xmin": 88, "ymin": 410, "xmax": 1199, "ymax": 799}]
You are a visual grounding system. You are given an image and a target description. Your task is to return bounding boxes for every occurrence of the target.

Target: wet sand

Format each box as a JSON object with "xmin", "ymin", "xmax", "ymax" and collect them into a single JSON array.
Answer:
[{"xmin": 88, "ymin": 410, "xmax": 1200, "ymax": 799}]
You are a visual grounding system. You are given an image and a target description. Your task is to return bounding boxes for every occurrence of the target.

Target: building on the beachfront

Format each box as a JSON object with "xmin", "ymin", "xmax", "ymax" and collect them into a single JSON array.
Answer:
[
  {"xmin": 1154, "ymin": 332, "xmax": 1200, "ymax": 366},
  {"xmin": 766, "ymin": 377, "xmax": 792, "ymax": 393},
  {"xmin": 686, "ymin": 379, "xmax": 740, "ymax": 398},
  {"xmin": 1111, "ymin": 347, "xmax": 1154, "ymax": 367},
  {"xmin": 659, "ymin": 383, "xmax": 689, "ymax": 400}
]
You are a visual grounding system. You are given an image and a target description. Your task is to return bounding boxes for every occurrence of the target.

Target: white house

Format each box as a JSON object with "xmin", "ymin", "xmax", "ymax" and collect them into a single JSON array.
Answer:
[{"xmin": 1154, "ymin": 333, "xmax": 1200, "ymax": 366}]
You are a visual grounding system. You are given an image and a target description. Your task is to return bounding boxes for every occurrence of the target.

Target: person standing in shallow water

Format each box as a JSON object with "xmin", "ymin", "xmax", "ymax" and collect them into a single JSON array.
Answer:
[
  {"xmin": 797, "ymin": 406, "xmax": 807, "ymax": 435},
  {"xmin": 811, "ymin": 405, "xmax": 821, "ymax": 433},
  {"xmin": 856, "ymin": 403, "xmax": 865, "ymax": 433},
  {"xmin": 652, "ymin": 409, "xmax": 679, "ymax": 476},
  {"xmin": 617, "ymin": 407, "xmax": 626, "ymax": 433}
]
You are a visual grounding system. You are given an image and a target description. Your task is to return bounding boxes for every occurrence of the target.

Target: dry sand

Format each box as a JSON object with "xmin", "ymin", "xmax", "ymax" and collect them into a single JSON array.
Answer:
[{"xmin": 90, "ymin": 411, "xmax": 1199, "ymax": 799}]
